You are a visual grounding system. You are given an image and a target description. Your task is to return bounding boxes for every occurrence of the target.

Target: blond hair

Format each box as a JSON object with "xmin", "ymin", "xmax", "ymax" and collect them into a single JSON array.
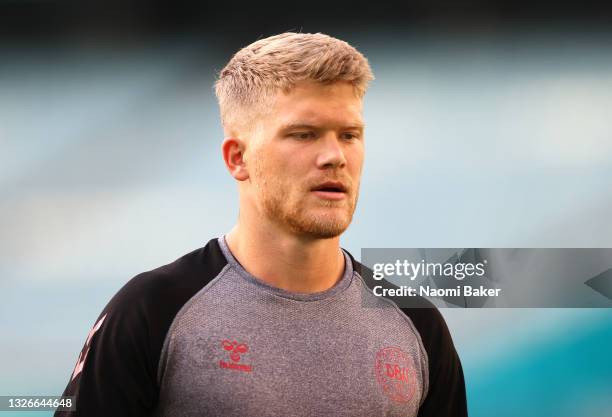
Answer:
[{"xmin": 214, "ymin": 32, "xmax": 374, "ymax": 132}]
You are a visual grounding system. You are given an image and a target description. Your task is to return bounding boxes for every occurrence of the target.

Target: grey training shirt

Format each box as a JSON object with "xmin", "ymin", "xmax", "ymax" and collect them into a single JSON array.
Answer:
[{"xmin": 56, "ymin": 236, "xmax": 467, "ymax": 417}]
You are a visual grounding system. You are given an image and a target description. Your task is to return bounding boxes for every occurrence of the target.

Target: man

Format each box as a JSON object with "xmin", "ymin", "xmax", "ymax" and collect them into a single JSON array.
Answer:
[{"xmin": 56, "ymin": 32, "xmax": 467, "ymax": 417}]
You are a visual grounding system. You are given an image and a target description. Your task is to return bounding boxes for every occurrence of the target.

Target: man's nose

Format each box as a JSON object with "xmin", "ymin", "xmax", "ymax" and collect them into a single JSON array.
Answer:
[{"xmin": 316, "ymin": 133, "xmax": 347, "ymax": 169}]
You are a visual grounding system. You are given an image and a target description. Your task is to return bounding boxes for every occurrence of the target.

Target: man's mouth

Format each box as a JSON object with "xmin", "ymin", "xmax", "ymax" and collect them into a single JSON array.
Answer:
[{"xmin": 311, "ymin": 182, "xmax": 348, "ymax": 200}]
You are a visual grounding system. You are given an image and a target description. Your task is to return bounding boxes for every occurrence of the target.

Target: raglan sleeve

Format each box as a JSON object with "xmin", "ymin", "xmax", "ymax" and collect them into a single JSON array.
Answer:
[
  {"xmin": 405, "ymin": 306, "xmax": 468, "ymax": 417},
  {"xmin": 54, "ymin": 274, "xmax": 161, "ymax": 417}
]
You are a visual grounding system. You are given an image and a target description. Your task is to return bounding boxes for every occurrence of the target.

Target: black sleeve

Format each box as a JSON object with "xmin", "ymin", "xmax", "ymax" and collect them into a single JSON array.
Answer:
[
  {"xmin": 54, "ymin": 239, "xmax": 228, "ymax": 417},
  {"xmin": 401, "ymin": 305, "xmax": 468, "ymax": 417},
  {"xmin": 54, "ymin": 273, "xmax": 161, "ymax": 417},
  {"xmin": 346, "ymin": 252, "xmax": 468, "ymax": 417}
]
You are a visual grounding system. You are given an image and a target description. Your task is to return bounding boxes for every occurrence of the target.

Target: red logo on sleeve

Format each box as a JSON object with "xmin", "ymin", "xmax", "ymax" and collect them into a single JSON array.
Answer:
[
  {"xmin": 219, "ymin": 339, "xmax": 253, "ymax": 372},
  {"xmin": 71, "ymin": 313, "xmax": 107, "ymax": 381}
]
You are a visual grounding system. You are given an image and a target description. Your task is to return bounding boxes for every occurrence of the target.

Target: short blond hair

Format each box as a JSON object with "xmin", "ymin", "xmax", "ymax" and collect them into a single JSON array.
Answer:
[{"xmin": 214, "ymin": 32, "xmax": 374, "ymax": 132}]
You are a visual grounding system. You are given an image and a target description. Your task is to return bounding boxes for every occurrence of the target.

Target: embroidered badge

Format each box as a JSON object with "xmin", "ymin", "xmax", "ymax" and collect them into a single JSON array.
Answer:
[{"xmin": 374, "ymin": 346, "xmax": 417, "ymax": 403}]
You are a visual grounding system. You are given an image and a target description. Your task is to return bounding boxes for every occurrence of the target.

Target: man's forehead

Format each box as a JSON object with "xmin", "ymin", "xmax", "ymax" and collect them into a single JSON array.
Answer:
[
  {"xmin": 276, "ymin": 119, "xmax": 365, "ymax": 132},
  {"xmin": 270, "ymin": 86, "xmax": 363, "ymax": 123},
  {"xmin": 275, "ymin": 79, "xmax": 361, "ymax": 100},
  {"xmin": 273, "ymin": 111, "xmax": 364, "ymax": 130}
]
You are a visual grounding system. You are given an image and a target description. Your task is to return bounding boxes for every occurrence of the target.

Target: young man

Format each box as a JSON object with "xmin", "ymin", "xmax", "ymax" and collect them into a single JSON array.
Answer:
[{"xmin": 56, "ymin": 32, "xmax": 467, "ymax": 417}]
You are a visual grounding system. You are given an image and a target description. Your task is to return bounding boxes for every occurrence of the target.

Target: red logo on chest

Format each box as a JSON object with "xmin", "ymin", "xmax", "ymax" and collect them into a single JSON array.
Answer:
[
  {"xmin": 219, "ymin": 339, "xmax": 252, "ymax": 372},
  {"xmin": 374, "ymin": 346, "xmax": 417, "ymax": 403}
]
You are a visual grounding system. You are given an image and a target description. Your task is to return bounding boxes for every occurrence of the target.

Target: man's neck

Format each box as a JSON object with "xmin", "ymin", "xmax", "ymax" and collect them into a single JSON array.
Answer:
[{"xmin": 224, "ymin": 223, "xmax": 346, "ymax": 294}]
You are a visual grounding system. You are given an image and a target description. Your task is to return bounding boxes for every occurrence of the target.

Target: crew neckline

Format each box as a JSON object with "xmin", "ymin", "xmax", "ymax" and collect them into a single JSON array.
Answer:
[{"xmin": 217, "ymin": 235, "xmax": 353, "ymax": 301}]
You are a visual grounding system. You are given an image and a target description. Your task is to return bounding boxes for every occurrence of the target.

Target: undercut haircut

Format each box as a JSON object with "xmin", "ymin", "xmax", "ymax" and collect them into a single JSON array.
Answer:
[{"xmin": 214, "ymin": 32, "xmax": 374, "ymax": 133}]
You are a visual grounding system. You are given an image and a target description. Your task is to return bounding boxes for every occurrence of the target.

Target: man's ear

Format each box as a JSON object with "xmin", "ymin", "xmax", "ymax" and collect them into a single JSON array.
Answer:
[{"xmin": 222, "ymin": 137, "xmax": 250, "ymax": 181}]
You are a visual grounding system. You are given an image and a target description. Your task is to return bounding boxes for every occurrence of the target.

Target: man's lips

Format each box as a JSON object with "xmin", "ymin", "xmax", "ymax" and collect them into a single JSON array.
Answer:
[
  {"xmin": 310, "ymin": 181, "xmax": 347, "ymax": 193},
  {"xmin": 311, "ymin": 190, "xmax": 347, "ymax": 200},
  {"xmin": 310, "ymin": 181, "xmax": 348, "ymax": 200}
]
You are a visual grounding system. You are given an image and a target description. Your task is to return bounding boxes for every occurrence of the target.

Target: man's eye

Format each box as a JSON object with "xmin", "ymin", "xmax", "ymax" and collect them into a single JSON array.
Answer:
[
  {"xmin": 341, "ymin": 132, "xmax": 360, "ymax": 140},
  {"xmin": 290, "ymin": 132, "xmax": 315, "ymax": 139}
]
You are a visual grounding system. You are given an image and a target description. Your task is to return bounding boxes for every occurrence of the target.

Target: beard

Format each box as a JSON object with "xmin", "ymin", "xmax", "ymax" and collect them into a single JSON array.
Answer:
[
  {"xmin": 267, "ymin": 191, "xmax": 357, "ymax": 239},
  {"xmin": 252, "ymin": 160, "xmax": 359, "ymax": 239}
]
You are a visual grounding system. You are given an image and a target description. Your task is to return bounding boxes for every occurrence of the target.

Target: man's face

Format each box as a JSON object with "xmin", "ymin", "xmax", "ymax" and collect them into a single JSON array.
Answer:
[{"xmin": 246, "ymin": 80, "xmax": 365, "ymax": 239}]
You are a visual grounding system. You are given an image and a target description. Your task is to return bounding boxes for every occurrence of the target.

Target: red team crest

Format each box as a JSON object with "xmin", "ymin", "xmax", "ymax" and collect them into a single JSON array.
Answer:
[{"xmin": 374, "ymin": 346, "xmax": 417, "ymax": 403}]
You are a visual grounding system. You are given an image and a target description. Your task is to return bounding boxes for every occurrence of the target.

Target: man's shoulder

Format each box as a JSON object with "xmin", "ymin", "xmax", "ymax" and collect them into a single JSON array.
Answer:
[
  {"xmin": 56, "ymin": 242, "xmax": 230, "ymax": 414},
  {"xmin": 344, "ymin": 249, "xmax": 454, "ymax": 351},
  {"xmin": 104, "ymin": 237, "xmax": 229, "ymax": 319}
]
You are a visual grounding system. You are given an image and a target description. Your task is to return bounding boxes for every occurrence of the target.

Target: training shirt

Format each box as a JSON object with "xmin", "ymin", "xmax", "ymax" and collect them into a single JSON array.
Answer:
[{"xmin": 55, "ymin": 236, "xmax": 467, "ymax": 417}]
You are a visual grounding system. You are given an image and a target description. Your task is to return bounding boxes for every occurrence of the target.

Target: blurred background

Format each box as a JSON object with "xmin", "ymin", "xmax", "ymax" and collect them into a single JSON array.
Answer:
[{"xmin": 1, "ymin": 1, "xmax": 612, "ymax": 416}]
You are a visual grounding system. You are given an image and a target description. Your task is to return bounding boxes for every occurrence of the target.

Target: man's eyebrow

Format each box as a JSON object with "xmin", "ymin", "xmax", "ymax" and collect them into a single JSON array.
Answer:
[{"xmin": 279, "ymin": 123, "xmax": 365, "ymax": 131}]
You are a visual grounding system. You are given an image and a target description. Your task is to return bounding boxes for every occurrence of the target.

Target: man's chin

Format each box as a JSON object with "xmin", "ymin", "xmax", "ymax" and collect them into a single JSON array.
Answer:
[
  {"xmin": 286, "ymin": 215, "xmax": 352, "ymax": 240},
  {"xmin": 303, "ymin": 228, "xmax": 346, "ymax": 240}
]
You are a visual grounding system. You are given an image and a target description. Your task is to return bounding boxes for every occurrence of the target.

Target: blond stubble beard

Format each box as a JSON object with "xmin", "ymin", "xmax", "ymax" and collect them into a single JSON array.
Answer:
[{"xmin": 252, "ymin": 158, "xmax": 359, "ymax": 239}]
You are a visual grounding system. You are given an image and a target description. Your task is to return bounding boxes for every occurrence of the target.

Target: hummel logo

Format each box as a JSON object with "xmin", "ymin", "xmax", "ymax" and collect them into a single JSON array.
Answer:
[
  {"xmin": 222, "ymin": 340, "xmax": 248, "ymax": 362},
  {"xmin": 219, "ymin": 339, "xmax": 252, "ymax": 372}
]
